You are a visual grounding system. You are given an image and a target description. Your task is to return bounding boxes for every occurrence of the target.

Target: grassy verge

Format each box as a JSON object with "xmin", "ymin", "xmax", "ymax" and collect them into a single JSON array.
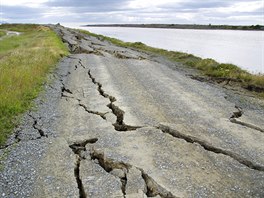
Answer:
[
  {"xmin": 0, "ymin": 24, "xmax": 68, "ymax": 145},
  {"xmin": 79, "ymin": 29, "xmax": 264, "ymax": 96}
]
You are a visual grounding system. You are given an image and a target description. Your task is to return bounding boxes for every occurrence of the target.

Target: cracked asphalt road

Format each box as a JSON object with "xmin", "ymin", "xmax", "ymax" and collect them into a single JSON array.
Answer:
[{"xmin": 0, "ymin": 24, "xmax": 264, "ymax": 198}]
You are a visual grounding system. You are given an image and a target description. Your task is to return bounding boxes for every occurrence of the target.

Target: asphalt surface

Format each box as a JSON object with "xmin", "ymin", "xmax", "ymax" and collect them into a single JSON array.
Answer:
[{"xmin": 0, "ymin": 24, "xmax": 264, "ymax": 198}]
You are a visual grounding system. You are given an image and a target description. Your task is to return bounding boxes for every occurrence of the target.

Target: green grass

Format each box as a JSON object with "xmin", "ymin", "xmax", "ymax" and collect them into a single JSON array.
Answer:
[
  {"xmin": 0, "ymin": 30, "xmax": 6, "ymax": 37},
  {"xmin": 0, "ymin": 24, "xmax": 40, "ymax": 32},
  {"xmin": 79, "ymin": 29, "xmax": 264, "ymax": 95},
  {"xmin": 0, "ymin": 24, "xmax": 68, "ymax": 145}
]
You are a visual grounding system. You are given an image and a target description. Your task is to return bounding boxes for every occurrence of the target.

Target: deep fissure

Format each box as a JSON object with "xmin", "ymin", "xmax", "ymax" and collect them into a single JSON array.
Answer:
[
  {"xmin": 90, "ymin": 148, "xmax": 176, "ymax": 198},
  {"xmin": 120, "ymin": 176, "xmax": 127, "ymax": 197},
  {"xmin": 102, "ymin": 49, "xmax": 145, "ymax": 60},
  {"xmin": 73, "ymin": 58, "xmax": 85, "ymax": 70},
  {"xmin": 74, "ymin": 156, "xmax": 86, "ymax": 198},
  {"xmin": 57, "ymin": 67, "xmax": 109, "ymax": 120},
  {"xmin": 0, "ymin": 131, "xmax": 21, "ymax": 149},
  {"xmin": 61, "ymin": 86, "xmax": 73, "ymax": 98},
  {"xmin": 87, "ymin": 69, "xmax": 142, "ymax": 131},
  {"xmin": 230, "ymin": 118, "xmax": 264, "ymax": 133},
  {"xmin": 28, "ymin": 114, "xmax": 47, "ymax": 138},
  {"xmin": 229, "ymin": 106, "xmax": 264, "ymax": 133},
  {"xmin": 78, "ymin": 59, "xmax": 86, "ymax": 69},
  {"xmin": 230, "ymin": 105, "xmax": 243, "ymax": 119},
  {"xmin": 90, "ymin": 149, "xmax": 128, "ymax": 197},
  {"xmin": 158, "ymin": 124, "xmax": 264, "ymax": 172},
  {"xmin": 69, "ymin": 138, "xmax": 98, "ymax": 198},
  {"xmin": 59, "ymin": 74, "xmax": 73, "ymax": 99},
  {"xmin": 78, "ymin": 103, "xmax": 108, "ymax": 120},
  {"xmin": 69, "ymin": 138, "xmax": 98, "ymax": 155},
  {"xmin": 141, "ymin": 170, "xmax": 176, "ymax": 198}
]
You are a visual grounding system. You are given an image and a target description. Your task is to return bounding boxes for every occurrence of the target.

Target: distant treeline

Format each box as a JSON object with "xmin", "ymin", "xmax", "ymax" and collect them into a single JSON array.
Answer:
[{"xmin": 84, "ymin": 24, "xmax": 264, "ymax": 31}]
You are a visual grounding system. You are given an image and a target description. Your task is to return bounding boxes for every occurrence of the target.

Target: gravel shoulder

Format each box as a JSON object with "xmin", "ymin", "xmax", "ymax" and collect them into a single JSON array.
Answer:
[{"xmin": 0, "ymin": 24, "xmax": 263, "ymax": 198}]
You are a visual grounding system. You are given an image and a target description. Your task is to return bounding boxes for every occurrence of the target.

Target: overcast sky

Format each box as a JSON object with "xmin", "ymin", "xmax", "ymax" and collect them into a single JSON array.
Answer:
[{"xmin": 1, "ymin": 0, "xmax": 263, "ymax": 25}]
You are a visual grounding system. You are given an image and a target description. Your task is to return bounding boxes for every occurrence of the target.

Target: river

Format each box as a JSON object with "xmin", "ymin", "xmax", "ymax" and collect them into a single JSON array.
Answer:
[{"xmin": 65, "ymin": 24, "xmax": 264, "ymax": 74}]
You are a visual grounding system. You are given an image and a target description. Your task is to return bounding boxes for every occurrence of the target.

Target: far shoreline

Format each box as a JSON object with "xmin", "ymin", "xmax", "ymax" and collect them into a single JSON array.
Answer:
[{"xmin": 82, "ymin": 24, "xmax": 264, "ymax": 31}]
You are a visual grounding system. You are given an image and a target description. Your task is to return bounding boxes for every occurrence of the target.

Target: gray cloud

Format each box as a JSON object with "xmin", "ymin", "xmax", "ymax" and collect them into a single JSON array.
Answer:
[
  {"xmin": 45, "ymin": 0, "xmax": 130, "ymax": 12},
  {"xmin": 46, "ymin": 0, "xmax": 127, "ymax": 7},
  {"xmin": 1, "ymin": 0, "xmax": 263, "ymax": 25},
  {"xmin": 160, "ymin": 1, "xmax": 229, "ymax": 10},
  {"xmin": 1, "ymin": 5, "xmax": 42, "ymax": 21}
]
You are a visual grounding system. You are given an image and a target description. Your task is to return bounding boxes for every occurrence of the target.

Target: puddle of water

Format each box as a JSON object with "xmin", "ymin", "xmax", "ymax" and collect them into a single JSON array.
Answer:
[{"xmin": 7, "ymin": 31, "xmax": 21, "ymax": 36}]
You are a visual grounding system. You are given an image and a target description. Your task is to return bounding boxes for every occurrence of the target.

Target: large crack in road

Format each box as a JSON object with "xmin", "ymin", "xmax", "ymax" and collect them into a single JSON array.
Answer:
[
  {"xmin": 1, "ymin": 24, "xmax": 264, "ymax": 198},
  {"xmin": 69, "ymin": 138, "xmax": 98, "ymax": 198},
  {"xmin": 229, "ymin": 106, "xmax": 264, "ymax": 133},
  {"xmin": 87, "ymin": 68, "xmax": 143, "ymax": 131},
  {"xmin": 158, "ymin": 123, "xmax": 264, "ymax": 171}
]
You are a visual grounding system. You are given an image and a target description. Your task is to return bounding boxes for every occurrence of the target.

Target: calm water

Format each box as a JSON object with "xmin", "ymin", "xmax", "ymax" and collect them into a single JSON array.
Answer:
[{"xmin": 71, "ymin": 25, "xmax": 264, "ymax": 74}]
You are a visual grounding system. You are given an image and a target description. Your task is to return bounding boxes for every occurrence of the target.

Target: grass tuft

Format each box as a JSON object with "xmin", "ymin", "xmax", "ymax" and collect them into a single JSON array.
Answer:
[{"xmin": 0, "ymin": 24, "xmax": 68, "ymax": 145}]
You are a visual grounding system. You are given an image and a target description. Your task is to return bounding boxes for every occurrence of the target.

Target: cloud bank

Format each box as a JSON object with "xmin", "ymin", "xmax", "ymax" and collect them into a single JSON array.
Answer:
[{"xmin": 1, "ymin": 0, "xmax": 263, "ymax": 25}]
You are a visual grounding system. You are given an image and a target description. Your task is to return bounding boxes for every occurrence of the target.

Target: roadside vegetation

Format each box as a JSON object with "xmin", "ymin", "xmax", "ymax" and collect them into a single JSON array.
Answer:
[
  {"xmin": 0, "ymin": 24, "xmax": 68, "ymax": 145},
  {"xmin": 80, "ymin": 29, "xmax": 264, "ymax": 97}
]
